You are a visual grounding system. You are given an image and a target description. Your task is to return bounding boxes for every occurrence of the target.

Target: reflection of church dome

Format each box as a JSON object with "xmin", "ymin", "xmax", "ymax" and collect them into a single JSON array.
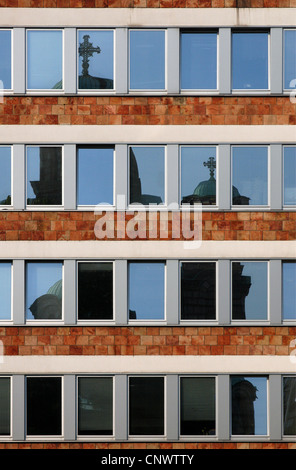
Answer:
[
  {"xmin": 193, "ymin": 176, "xmax": 216, "ymax": 199},
  {"xmin": 47, "ymin": 279, "xmax": 62, "ymax": 300}
]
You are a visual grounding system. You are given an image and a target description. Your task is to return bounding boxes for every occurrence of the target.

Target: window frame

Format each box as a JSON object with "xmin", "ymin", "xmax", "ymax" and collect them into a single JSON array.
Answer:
[
  {"xmin": 0, "ymin": 145, "xmax": 13, "ymax": 208},
  {"xmin": 0, "ymin": 376, "xmax": 12, "ymax": 438},
  {"xmin": 282, "ymin": 260, "xmax": 296, "ymax": 323},
  {"xmin": 282, "ymin": 375, "xmax": 296, "ymax": 437},
  {"xmin": 0, "ymin": 261, "xmax": 13, "ymax": 323},
  {"xmin": 283, "ymin": 28, "xmax": 296, "ymax": 92},
  {"xmin": 282, "ymin": 145, "xmax": 296, "ymax": 208},
  {"xmin": 0, "ymin": 29, "xmax": 13, "ymax": 92}
]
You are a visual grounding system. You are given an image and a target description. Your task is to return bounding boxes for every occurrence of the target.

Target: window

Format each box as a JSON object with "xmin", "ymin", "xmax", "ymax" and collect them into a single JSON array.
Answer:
[
  {"xmin": 78, "ymin": 377, "xmax": 113, "ymax": 436},
  {"xmin": 232, "ymin": 31, "xmax": 269, "ymax": 90},
  {"xmin": 26, "ymin": 262, "xmax": 63, "ymax": 320},
  {"xmin": 77, "ymin": 146, "xmax": 114, "ymax": 206},
  {"xmin": 26, "ymin": 376, "xmax": 62, "ymax": 436},
  {"xmin": 180, "ymin": 262, "xmax": 216, "ymax": 320},
  {"xmin": 26, "ymin": 146, "xmax": 62, "ymax": 206},
  {"xmin": 0, "ymin": 377, "xmax": 10, "ymax": 436},
  {"xmin": 283, "ymin": 29, "xmax": 296, "ymax": 90},
  {"xmin": 0, "ymin": 263, "xmax": 11, "ymax": 321},
  {"xmin": 128, "ymin": 262, "xmax": 165, "ymax": 321},
  {"xmin": 129, "ymin": 30, "xmax": 165, "ymax": 90},
  {"xmin": 232, "ymin": 146, "xmax": 268, "ymax": 206},
  {"xmin": 283, "ymin": 146, "xmax": 296, "ymax": 206},
  {"xmin": 232, "ymin": 262, "xmax": 268, "ymax": 321},
  {"xmin": 180, "ymin": 31, "xmax": 217, "ymax": 90},
  {"xmin": 0, "ymin": 147, "xmax": 11, "ymax": 206},
  {"xmin": 27, "ymin": 30, "xmax": 63, "ymax": 90},
  {"xmin": 0, "ymin": 30, "xmax": 12, "ymax": 90},
  {"xmin": 78, "ymin": 30, "xmax": 114, "ymax": 90},
  {"xmin": 180, "ymin": 146, "xmax": 217, "ymax": 205},
  {"xmin": 129, "ymin": 377, "xmax": 164, "ymax": 436},
  {"xmin": 129, "ymin": 146, "xmax": 165, "ymax": 206},
  {"xmin": 283, "ymin": 377, "xmax": 296, "ymax": 436},
  {"xmin": 180, "ymin": 377, "xmax": 216, "ymax": 436},
  {"xmin": 231, "ymin": 376, "xmax": 268, "ymax": 436},
  {"xmin": 282, "ymin": 262, "xmax": 296, "ymax": 321},
  {"xmin": 77, "ymin": 262, "xmax": 113, "ymax": 321}
]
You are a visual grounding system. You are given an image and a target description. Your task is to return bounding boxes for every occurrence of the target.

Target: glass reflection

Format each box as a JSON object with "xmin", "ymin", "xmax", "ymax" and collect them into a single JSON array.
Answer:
[
  {"xmin": 283, "ymin": 377, "xmax": 296, "ymax": 435},
  {"xmin": 129, "ymin": 147, "xmax": 165, "ymax": 205},
  {"xmin": 0, "ymin": 378, "xmax": 10, "ymax": 436},
  {"xmin": 128, "ymin": 262, "xmax": 165, "ymax": 320},
  {"xmin": 130, "ymin": 30, "xmax": 165, "ymax": 90},
  {"xmin": 78, "ymin": 377, "xmax": 113, "ymax": 435},
  {"xmin": 231, "ymin": 376, "xmax": 267, "ymax": 435},
  {"xmin": 283, "ymin": 147, "xmax": 296, "ymax": 205},
  {"xmin": 181, "ymin": 32, "xmax": 217, "ymax": 90},
  {"xmin": 0, "ymin": 147, "xmax": 11, "ymax": 205},
  {"xmin": 129, "ymin": 377, "xmax": 164, "ymax": 435},
  {"xmin": 0, "ymin": 30, "xmax": 11, "ymax": 89},
  {"xmin": 27, "ymin": 147, "xmax": 62, "ymax": 206},
  {"xmin": 283, "ymin": 262, "xmax": 296, "ymax": 320},
  {"xmin": 0, "ymin": 263, "xmax": 11, "ymax": 320},
  {"xmin": 232, "ymin": 32, "xmax": 268, "ymax": 90},
  {"xmin": 78, "ymin": 262, "xmax": 113, "ymax": 320},
  {"xmin": 284, "ymin": 30, "xmax": 296, "ymax": 90},
  {"xmin": 26, "ymin": 262, "xmax": 63, "ymax": 320},
  {"xmin": 181, "ymin": 262, "xmax": 216, "ymax": 320}
]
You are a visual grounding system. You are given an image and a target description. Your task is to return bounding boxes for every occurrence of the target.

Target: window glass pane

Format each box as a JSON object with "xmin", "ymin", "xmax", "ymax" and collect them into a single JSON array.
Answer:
[
  {"xmin": 26, "ymin": 262, "xmax": 63, "ymax": 320},
  {"xmin": 283, "ymin": 377, "xmax": 296, "ymax": 435},
  {"xmin": 27, "ymin": 147, "xmax": 62, "ymax": 206},
  {"xmin": 180, "ymin": 32, "xmax": 217, "ymax": 90},
  {"xmin": 180, "ymin": 377, "xmax": 215, "ymax": 436},
  {"xmin": 232, "ymin": 262, "xmax": 268, "ymax": 320},
  {"xmin": 284, "ymin": 30, "xmax": 296, "ymax": 90},
  {"xmin": 0, "ymin": 30, "xmax": 11, "ymax": 89},
  {"xmin": 0, "ymin": 263, "xmax": 11, "ymax": 320},
  {"xmin": 78, "ymin": 262, "xmax": 113, "ymax": 320},
  {"xmin": 128, "ymin": 262, "xmax": 165, "ymax": 321},
  {"xmin": 27, "ymin": 377, "xmax": 62, "ymax": 435},
  {"xmin": 77, "ymin": 146, "xmax": 114, "ymax": 206},
  {"xmin": 181, "ymin": 262, "xmax": 216, "ymax": 320},
  {"xmin": 0, "ymin": 147, "xmax": 11, "ymax": 205},
  {"xmin": 129, "ymin": 377, "xmax": 164, "ymax": 435},
  {"xmin": 232, "ymin": 147, "xmax": 268, "ymax": 206},
  {"xmin": 283, "ymin": 262, "xmax": 296, "ymax": 320},
  {"xmin": 130, "ymin": 30, "xmax": 165, "ymax": 90},
  {"xmin": 232, "ymin": 32, "xmax": 268, "ymax": 90},
  {"xmin": 0, "ymin": 378, "xmax": 10, "ymax": 435},
  {"xmin": 78, "ymin": 30, "xmax": 114, "ymax": 90},
  {"xmin": 129, "ymin": 146, "xmax": 165, "ymax": 205},
  {"xmin": 78, "ymin": 377, "xmax": 113, "ymax": 435},
  {"xmin": 181, "ymin": 147, "xmax": 217, "ymax": 205},
  {"xmin": 283, "ymin": 147, "xmax": 296, "ymax": 205},
  {"xmin": 231, "ymin": 376, "xmax": 267, "ymax": 435}
]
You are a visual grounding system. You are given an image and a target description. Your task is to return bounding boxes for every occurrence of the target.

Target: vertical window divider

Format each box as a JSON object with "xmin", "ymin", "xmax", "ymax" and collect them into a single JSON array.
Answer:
[
  {"xmin": 64, "ymin": 28, "xmax": 77, "ymax": 94},
  {"xmin": 114, "ymin": 374, "xmax": 128, "ymax": 440},
  {"xmin": 12, "ymin": 144, "xmax": 25, "ymax": 210},
  {"xmin": 114, "ymin": 260, "xmax": 128, "ymax": 325},
  {"xmin": 167, "ymin": 28, "xmax": 180, "ymax": 94},
  {"xmin": 115, "ymin": 28, "xmax": 128, "ymax": 94},
  {"xmin": 166, "ymin": 260, "xmax": 179, "ymax": 325},
  {"xmin": 12, "ymin": 259, "xmax": 25, "ymax": 325},
  {"xmin": 12, "ymin": 374, "xmax": 25, "ymax": 441},
  {"xmin": 270, "ymin": 28, "xmax": 283, "ymax": 94},
  {"xmin": 63, "ymin": 259, "xmax": 76, "ymax": 325},
  {"xmin": 270, "ymin": 144, "xmax": 283, "ymax": 210},
  {"xmin": 63, "ymin": 144, "xmax": 77, "ymax": 210},
  {"xmin": 217, "ymin": 260, "xmax": 231, "ymax": 325},
  {"xmin": 166, "ymin": 145, "xmax": 179, "ymax": 208},
  {"xmin": 217, "ymin": 145, "xmax": 231, "ymax": 210},
  {"xmin": 166, "ymin": 375, "xmax": 179, "ymax": 440},
  {"xmin": 218, "ymin": 28, "xmax": 231, "ymax": 94},
  {"xmin": 217, "ymin": 374, "xmax": 230, "ymax": 440},
  {"xmin": 269, "ymin": 260, "xmax": 282, "ymax": 325},
  {"xmin": 13, "ymin": 28, "xmax": 25, "ymax": 94},
  {"xmin": 269, "ymin": 374, "xmax": 282, "ymax": 440},
  {"xmin": 63, "ymin": 374, "xmax": 76, "ymax": 441},
  {"xmin": 115, "ymin": 144, "xmax": 128, "ymax": 211}
]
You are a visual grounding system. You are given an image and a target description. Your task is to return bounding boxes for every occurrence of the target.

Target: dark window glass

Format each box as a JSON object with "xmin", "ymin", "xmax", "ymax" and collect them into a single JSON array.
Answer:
[
  {"xmin": 26, "ymin": 262, "xmax": 63, "ymax": 320},
  {"xmin": 78, "ymin": 377, "xmax": 113, "ymax": 435},
  {"xmin": 0, "ymin": 30, "xmax": 11, "ymax": 89},
  {"xmin": 78, "ymin": 262, "xmax": 113, "ymax": 320},
  {"xmin": 180, "ymin": 377, "xmax": 215, "ymax": 436},
  {"xmin": 27, "ymin": 147, "xmax": 62, "ymax": 206},
  {"xmin": 283, "ymin": 146, "xmax": 296, "ymax": 206},
  {"xmin": 0, "ymin": 378, "xmax": 10, "ymax": 435},
  {"xmin": 284, "ymin": 30, "xmax": 296, "ymax": 90},
  {"xmin": 26, "ymin": 377, "xmax": 62, "ymax": 435},
  {"xmin": 0, "ymin": 263, "xmax": 11, "ymax": 320},
  {"xmin": 232, "ymin": 262, "xmax": 267, "ymax": 320},
  {"xmin": 283, "ymin": 262, "xmax": 296, "ymax": 321},
  {"xmin": 231, "ymin": 376, "xmax": 267, "ymax": 436},
  {"xmin": 129, "ymin": 146, "xmax": 165, "ymax": 205},
  {"xmin": 283, "ymin": 377, "xmax": 296, "ymax": 435},
  {"xmin": 129, "ymin": 377, "xmax": 164, "ymax": 435},
  {"xmin": 0, "ymin": 147, "xmax": 11, "ymax": 205},
  {"xmin": 181, "ymin": 262, "xmax": 216, "ymax": 320}
]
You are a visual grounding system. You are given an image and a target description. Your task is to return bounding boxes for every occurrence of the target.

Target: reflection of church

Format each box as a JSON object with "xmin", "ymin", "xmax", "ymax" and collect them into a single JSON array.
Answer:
[
  {"xmin": 27, "ymin": 147, "xmax": 62, "ymax": 205},
  {"xmin": 29, "ymin": 279, "xmax": 62, "ymax": 320},
  {"xmin": 231, "ymin": 377, "xmax": 258, "ymax": 435},
  {"xmin": 129, "ymin": 148, "xmax": 163, "ymax": 205}
]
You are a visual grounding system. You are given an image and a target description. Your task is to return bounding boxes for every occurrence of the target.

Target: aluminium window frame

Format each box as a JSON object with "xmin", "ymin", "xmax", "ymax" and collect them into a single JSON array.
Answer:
[
  {"xmin": 282, "ymin": 145, "xmax": 296, "ymax": 209},
  {"xmin": 0, "ymin": 145, "xmax": 13, "ymax": 209},
  {"xmin": 283, "ymin": 28, "xmax": 296, "ymax": 92},
  {"xmin": 0, "ymin": 376, "xmax": 12, "ymax": 439},
  {"xmin": 282, "ymin": 375, "xmax": 296, "ymax": 438},
  {"xmin": 0, "ymin": 28, "xmax": 13, "ymax": 92}
]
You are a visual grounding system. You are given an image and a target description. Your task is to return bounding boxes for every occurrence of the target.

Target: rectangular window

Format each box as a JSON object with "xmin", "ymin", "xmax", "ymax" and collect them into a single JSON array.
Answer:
[
  {"xmin": 129, "ymin": 377, "xmax": 164, "ymax": 436},
  {"xmin": 180, "ymin": 377, "xmax": 215, "ymax": 436},
  {"xmin": 283, "ymin": 377, "xmax": 296, "ymax": 436},
  {"xmin": 180, "ymin": 31, "xmax": 217, "ymax": 90},
  {"xmin": 129, "ymin": 30, "xmax": 165, "ymax": 90},
  {"xmin": 232, "ymin": 146, "xmax": 268, "ymax": 206},
  {"xmin": 128, "ymin": 262, "xmax": 165, "ymax": 321},
  {"xmin": 180, "ymin": 262, "xmax": 216, "ymax": 320},
  {"xmin": 78, "ymin": 30, "xmax": 114, "ymax": 90},
  {"xmin": 129, "ymin": 146, "xmax": 165, "ymax": 206},
  {"xmin": 78, "ymin": 377, "xmax": 113, "ymax": 436},
  {"xmin": 26, "ymin": 376, "xmax": 62, "ymax": 436},
  {"xmin": 0, "ymin": 377, "xmax": 10, "ymax": 436},
  {"xmin": 283, "ymin": 146, "xmax": 296, "ymax": 206},
  {"xmin": 26, "ymin": 262, "xmax": 63, "ymax": 321},
  {"xmin": 77, "ymin": 262, "xmax": 113, "ymax": 321},
  {"xmin": 27, "ymin": 30, "xmax": 63, "ymax": 90},
  {"xmin": 77, "ymin": 146, "xmax": 114, "ymax": 206},
  {"xmin": 283, "ymin": 262, "xmax": 296, "ymax": 321},
  {"xmin": 26, "ymin": 146, "xmax": 62, "ymax": 206},
  {"xmin": 0, "ymin": 30, "xmax": 12, "ymax": 90},
  {"xmin": 283, "ymin": 29, "xmax": 296, "ymax": 90},
  {"xmin": 232, "ymin": 31, "xmax": 269, "ymax": 90},
  {"xmin": 231, "ymin": 376, "xmax": 268, "ymax": 436},
  {"xmin": 0, "ymin": 147, "xmax": 11, "ymax": 206},
  {"xmin": 180, "ymin": 146, "xmax": 217, "ymax": 205},
  {"xmin": 232, "ymin": 262, "xmax": 268, "ymax": 321},
  {"xmin": 0, "ymin": 263, "xmax": 12, "ymax": 321}
]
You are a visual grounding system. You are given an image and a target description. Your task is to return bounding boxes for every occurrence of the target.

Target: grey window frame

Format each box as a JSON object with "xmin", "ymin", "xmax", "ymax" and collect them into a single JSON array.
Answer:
[
  {"xmin": 0, "ymin": 145, "xmax": 13, "ymax": 208},
  {"xmin": 283, "ymin": 28, "xmax": 296, "ymax": 92},
  {"xmin": 0, "ymin": 376, "xmax": 12, "ymax": 438},
  {"xmin": 283, "ymin": 145, "xmax": 296, "ymax": 208},
  {"xmin": 0, "ymin": 29, "xmax": 13, "ymax": 92}
]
